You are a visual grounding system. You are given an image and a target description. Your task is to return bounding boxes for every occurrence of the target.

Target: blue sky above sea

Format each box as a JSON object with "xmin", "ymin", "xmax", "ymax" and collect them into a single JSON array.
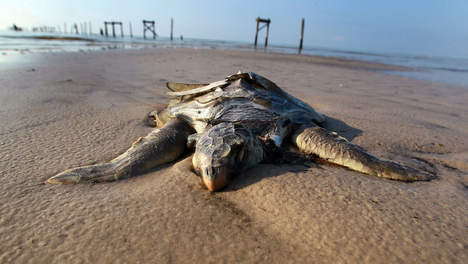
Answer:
[{"xmin": 1, "ymin": 0, "xmax": 467, "ymax": 59}]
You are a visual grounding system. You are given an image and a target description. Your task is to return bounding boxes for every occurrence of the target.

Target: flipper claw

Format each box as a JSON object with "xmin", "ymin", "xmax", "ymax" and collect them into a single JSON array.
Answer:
[{"xmin": 46, "ymin": 163, "xmax": 115, "ymax": 184}]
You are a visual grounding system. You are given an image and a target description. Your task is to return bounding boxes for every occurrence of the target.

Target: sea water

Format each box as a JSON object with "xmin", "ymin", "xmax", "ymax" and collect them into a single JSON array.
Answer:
[{"xmin": 1, "ymin": 30, "xmax": 467, "ymax": 88}]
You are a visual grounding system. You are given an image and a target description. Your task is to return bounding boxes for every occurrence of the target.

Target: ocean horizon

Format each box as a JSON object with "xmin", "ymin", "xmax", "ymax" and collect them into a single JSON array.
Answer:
[{"xmin": 1, "ymin": 30, "xmax": 467, "ymax": 88}]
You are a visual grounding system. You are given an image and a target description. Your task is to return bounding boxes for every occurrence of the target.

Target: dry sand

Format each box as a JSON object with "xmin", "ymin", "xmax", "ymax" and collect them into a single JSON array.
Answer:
[{"xmin": 0, "ymin": 48, "xmax": 467, "ymax": 263}]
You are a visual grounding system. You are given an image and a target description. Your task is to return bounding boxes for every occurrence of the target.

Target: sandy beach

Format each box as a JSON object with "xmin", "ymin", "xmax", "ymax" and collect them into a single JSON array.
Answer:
[{"xmin": 0, "ymin": 48, "xmax": 467, "ymax": 263}]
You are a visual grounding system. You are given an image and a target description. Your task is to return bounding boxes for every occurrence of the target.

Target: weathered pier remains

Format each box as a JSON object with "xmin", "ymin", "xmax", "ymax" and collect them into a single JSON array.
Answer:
[
  {"xmin": 254, "ymin": 17, "xmax": 271, "ymax": 48},
  {"xmin": 104, "ymin": 21, "xmax": 124, "ymax": 37},
  {"xmin": 143, "ymin": 20, "xmax": 157, "ymax": 39}
]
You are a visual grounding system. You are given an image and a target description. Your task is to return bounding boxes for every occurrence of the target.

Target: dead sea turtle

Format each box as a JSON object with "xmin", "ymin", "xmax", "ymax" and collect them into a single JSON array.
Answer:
[{"xmin": 47, "ymin": 72, "xmax": 434, "ymax": 191}]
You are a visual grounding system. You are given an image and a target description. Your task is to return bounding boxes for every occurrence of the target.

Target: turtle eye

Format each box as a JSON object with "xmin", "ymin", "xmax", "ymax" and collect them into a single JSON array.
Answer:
[{"xmin": 203, "ymin": 167, "xmax": 213, "ymax": 179}]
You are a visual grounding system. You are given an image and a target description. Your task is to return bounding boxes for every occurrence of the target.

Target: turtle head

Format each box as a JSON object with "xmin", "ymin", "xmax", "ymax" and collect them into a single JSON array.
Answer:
[{"xmin": 192, "ymin": 123, "xmax": 263, "ymax": 192}]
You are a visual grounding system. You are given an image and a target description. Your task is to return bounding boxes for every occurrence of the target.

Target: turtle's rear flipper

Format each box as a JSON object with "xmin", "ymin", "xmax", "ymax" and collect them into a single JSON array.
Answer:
[
  {"xmin": 47, "ymin": 119, "xmax": 194, "ymax": 184},
  {"xmin": 292, "ymin": 125, "xmax": 435, "ymax": 181}
]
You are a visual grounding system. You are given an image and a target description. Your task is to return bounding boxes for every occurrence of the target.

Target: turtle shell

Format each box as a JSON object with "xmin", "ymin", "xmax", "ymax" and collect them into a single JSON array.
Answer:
[{"xmin": 166, "ymin": 72, "xmax": 324, "ymax": 135}]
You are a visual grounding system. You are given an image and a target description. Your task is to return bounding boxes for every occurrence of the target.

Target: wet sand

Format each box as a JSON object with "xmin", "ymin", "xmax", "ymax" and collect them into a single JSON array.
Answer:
[{"xmin": 0, "ymin": 48, "xmax": 467, "ymax": 263}]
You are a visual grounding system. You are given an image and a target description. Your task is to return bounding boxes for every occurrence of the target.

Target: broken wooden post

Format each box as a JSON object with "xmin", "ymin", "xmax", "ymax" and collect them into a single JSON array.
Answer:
[
  {"xmin": 143, "ymin": 20, "xmax": 157, "ymax": 39},
  {"xmin": 170, "ymin": 18, "xmax": 173, "ymax": 41},
  {"xmin": 254, "ymin": 17, "xmax": 271, "ymax": 48},
  {"xmin": 299, "ymin": 18, "xmax": 304, "ymax": 52}
]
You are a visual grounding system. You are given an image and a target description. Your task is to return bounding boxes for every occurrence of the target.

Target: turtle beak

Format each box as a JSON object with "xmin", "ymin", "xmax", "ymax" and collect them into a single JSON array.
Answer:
[{"xmin": 201, "ymin": 166, "xmax": 230, "ymax": 192}]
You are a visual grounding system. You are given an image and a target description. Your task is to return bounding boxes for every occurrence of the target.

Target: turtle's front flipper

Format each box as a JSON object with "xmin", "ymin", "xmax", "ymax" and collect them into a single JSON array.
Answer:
[
  {"xmin": 47, "ymin": 119, "xmax": 194, "ymax": 184},
  {"xmin": 292, "ymin": 126, "xmax": 435, "ymax": 181}
]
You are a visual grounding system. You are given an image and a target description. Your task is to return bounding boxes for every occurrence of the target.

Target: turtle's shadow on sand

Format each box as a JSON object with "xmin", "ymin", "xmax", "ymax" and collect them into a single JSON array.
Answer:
[
  {"xmin": 224, "ymin": 163, "xmax": 319, "ymax": 192},
  {"xmin": 321, "ymin": 116, "xmax": 363, "ymax": 141}
]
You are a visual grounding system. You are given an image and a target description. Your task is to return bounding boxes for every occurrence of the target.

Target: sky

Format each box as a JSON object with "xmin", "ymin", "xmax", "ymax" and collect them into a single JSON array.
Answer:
[{"xmin": 1, "ymin": 0, "xmax": 467, "ymax": 58}]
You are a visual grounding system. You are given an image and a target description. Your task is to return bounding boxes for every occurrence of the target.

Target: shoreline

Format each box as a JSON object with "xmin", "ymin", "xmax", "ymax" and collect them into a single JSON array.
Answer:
[
  {"xmin": 0, "ymin": 48, "xmax": 466, "ymax": 263},
  {"xmin": 3, "ymin": 45, "xmax": 416, "ymax": 76},
  {"xmin": 2, "ymin": 31, "xmax": 468, "ymax": 88},
  {"xmin": 1, "ymin": 35, "xmax": 96, "ymax": 42},
  {"xmin": 3, "ymin": 33, "xmax": 467, "ymax": 87}
]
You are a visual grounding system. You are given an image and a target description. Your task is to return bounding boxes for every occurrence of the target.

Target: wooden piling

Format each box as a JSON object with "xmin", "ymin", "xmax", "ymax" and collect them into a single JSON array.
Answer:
[
  {"xmin": 299, "ymin": 18, "xmax": 304, "ymax": 52},
  {"xmin": 64, "ymin": 23, "xmax": 67, "ymax": 34},
  {"xmin": 89, "ymin": 21, "xmax": 92, "ymax": 35},
  {"xmin": 254, "ymin": 18, "xmax": 259, "ymax": 47},
  {"xmin": 104, "ymin": 22, "xmax": 108, "ymax": 37},
  {"xmin": 120, "ymin": 23, "xmax": 124, "ymax": 37},
  {"xmin": 112, "ymin": 23, "xmax": 116, "ymax": 37},
  {"xmin": 170, "ymin": 18, "xmax": 173, "ymax": 41},
  {"xmin": 129, "ymin": 22, "xmax": 133, "ymax": 38}
]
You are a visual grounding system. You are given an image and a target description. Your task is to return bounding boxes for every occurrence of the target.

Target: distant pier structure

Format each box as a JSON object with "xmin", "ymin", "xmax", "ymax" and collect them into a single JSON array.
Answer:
[
  {"xmin": 143, "ymin": 20, "xmax": 157, "ymax": 39},
  {"xmin": 104, "ymin": 21, "xmax": 124, "ymax": 37},
  {"xmin": 254, "ymin": 17, "xmax": 271, "ymax": 48}
]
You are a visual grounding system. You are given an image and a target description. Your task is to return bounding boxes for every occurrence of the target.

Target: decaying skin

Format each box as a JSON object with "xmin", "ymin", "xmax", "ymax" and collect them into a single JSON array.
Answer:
[{"xmin": 47, "ymin": 72, "xmax": 434, "ymax": 191}]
